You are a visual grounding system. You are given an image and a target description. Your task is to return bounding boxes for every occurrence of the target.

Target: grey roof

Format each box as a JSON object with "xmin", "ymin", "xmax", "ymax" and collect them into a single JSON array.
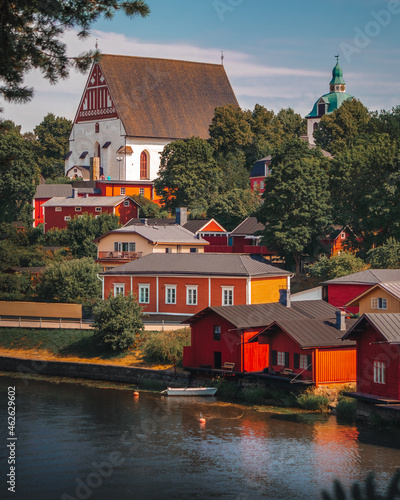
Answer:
[
  {"xmin": 230, "ymin": 217, "xmax": 265, "ymax": 236},
  {"xmin": 34, "ymin": 184, "xmax": 73, "ymax": 199},
  {"xmin": 98, "ymin": 224, "xmax": 208, "ymax": 244},
  {"xmin": 258, "ymin": 317, "xmax": 356, "ymax": 348},
  {"xmin": 186, "ymin": 300, "xmax": 338, "ymax": 329},
  {"xmin": 184, "ymin": 220, "xmax": 216, "ymax": 233},
  {"xmin": 323, "ymin": 269, "xmax": 400, "ymax": 285},
  {"xmin": 42, "ymin": 196, "xmax": 134, "ymax": 207},
  {"xmin": 343, "ymin": 313, "xmax": 400, "ymax": 343},
  {"xmin": 124, "ymin": 218, "xmax": 174, "ymax": 227},
  {"xmin": 250, "ymin": 157, "xmax": 272, "ymax": 178},
  {"xmin": 101, "ymin": 253, "xmax": 292, "ymax": 278}
]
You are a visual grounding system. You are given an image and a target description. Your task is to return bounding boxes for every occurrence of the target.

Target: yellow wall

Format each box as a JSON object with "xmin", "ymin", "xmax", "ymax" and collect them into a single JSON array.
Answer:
[
  {"xmin": 251, "ymin": 277, "xmax": 287, "ymax": 304},
  {"xmin": 358, "ymin": 289, "xmax": 400, "ymax": 315},
  {"xmin": 0, "ymin": 301, "xmax": 82, "ymax": 319}
]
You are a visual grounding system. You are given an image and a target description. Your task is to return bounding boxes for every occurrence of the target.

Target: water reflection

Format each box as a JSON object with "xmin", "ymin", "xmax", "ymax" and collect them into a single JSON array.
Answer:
[{"xmin": 1, "ymin": 375, "xmax": 400, "ymax": 500}]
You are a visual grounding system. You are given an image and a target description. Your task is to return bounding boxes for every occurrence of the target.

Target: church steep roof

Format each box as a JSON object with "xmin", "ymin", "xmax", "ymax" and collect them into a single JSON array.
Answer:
[{"xmin": 97, "ymin": 54, "xmax": 239, "ymax": 140}]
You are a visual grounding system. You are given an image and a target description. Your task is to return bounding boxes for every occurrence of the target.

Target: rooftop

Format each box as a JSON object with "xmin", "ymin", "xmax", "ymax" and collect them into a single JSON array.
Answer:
[{"xmin": 323, "ymin": 269, "xmax": 400, "ymax": 286}]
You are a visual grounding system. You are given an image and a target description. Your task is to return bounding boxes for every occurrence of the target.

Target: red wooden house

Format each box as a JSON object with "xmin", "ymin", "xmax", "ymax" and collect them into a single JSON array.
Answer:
[
  {"xmin": 229, "ymin": 217, "xmax": 273, "ymax": 256},
  {"xmin": 33, "ymin": 184, "xmax": 73, "ymax": 227},
  {"xmin": 42, "ymin": 194, "xmax": 139, "ymax": 233},
  {"xmin": 183, "ymin": 298, "xmax": 354, "ymax": 382},
  {"xmin": 317, "ymin": 226, "xmax": 360, "ymax": 258},
  {"xmin": 322, "ymin": 269, "xmax": 400, "ymax": 314},
  {"xmin": 343, "ymin": 313, "xmax": 400, "ymax": 400}
]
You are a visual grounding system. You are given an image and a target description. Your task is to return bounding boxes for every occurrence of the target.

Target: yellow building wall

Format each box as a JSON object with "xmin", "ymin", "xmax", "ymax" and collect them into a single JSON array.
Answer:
[
  {"xmin": 358, "ymin": 289, "xmax": 400, "ymax": 315},
  {"xmin": 251, "ymin": 277, "xmax": 288, "ymax": 304}
]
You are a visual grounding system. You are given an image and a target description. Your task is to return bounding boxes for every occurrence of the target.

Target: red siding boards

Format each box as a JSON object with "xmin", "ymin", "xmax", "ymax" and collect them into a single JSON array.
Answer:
[{"xmin": 327, "ymin": 284, "xmax": 371, "ymax": 314}]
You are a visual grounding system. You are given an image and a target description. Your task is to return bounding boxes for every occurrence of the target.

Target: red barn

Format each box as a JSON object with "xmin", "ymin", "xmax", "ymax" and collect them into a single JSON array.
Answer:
[
  {"xmin": 183, "ymin": 298, "xmax": 348, "ymax": 378},
  {"xmin": 42, "ymin": 195, "xmax": 139, "ymax": 232},
  {"xmin": 33, "ymin": 184, "xmax": 73, "ymax": 227},
  {"xmin": 343, "ymin": 313, "xmax": 400, "ymax": 400},
  {"xmin": 322, "ymin": 269, "xmax": 400, "ymax": 314}
]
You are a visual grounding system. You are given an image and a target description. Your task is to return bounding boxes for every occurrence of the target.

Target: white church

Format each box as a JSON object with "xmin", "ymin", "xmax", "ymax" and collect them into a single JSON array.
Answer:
[{"xmin": 65, "ymin": 54, "xmax": 238, "ymax": 182}]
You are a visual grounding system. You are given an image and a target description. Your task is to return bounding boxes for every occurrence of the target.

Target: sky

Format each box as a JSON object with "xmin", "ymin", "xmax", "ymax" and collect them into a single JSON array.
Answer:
[{"xmin": 3, "ymin": 0, "xmax": 400, "ymax": 132}]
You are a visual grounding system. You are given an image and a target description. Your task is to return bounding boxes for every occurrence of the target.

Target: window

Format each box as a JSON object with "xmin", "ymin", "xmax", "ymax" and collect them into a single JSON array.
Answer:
[
  {"xmin": 277, "ymin": 351, "xmax": 285, "ymax": 366},
  {"xmin": 64, "ymin": 216, "xmax": 71, "ymax": 221},
  {"xmin": 78, "ymin": 215, "xmax": 83, "ymax": 219},
  {"xmin": 139, "ymin": 188, "xmax": 145, "ymax": 196},
  {"xmin": 340, "ymin": 232, "xmax": 346, "ymax": 239},
  {"xmin": 272, "ymin": 350, "xmax": 289, "ymax": 367},
  {"xmin": 253, "ymin": 181, "xmax": 258, "ymax": 188},
  {"xmin": 213, "ymin": 325, "xmax": 221, "ymax": 341},
  {"xmin": 55, "ymin": 207, "xmax": 62, "ymax": 212},
  {"xmin": 186, "ymin": 286, "xmax": 198, "ymax": 305},
  {"xmin": 165, "ymin": 248, "xmax": 172, "ymax": 253},
  {"xmin": 115, "ymin": 242, "xmax": 136, "ymax": 252},
  {"xmin": 374, "ymin": 361, "xmax": 386, "ymax": 384},
  {"xmin": 114, "ymin": 284, "xmax": 125, "ymax": 296},
  {"xmin": 190, "ymin": 248, "xmax": 198, "ymax": 253},
  {"xmin": 260, "ymin": 181, "xmax": 264, "ymax": 190},
  {"xmin": 120, "ymin": 188, "xmax": 126, "ymax": 195},
  {"xmin": 75, "ymin": 207, "xmax": 82, "ymax": 212},
  {"xmin": 140, "ymin": 151, "xmax": 149, "ymax": 179},
  {"xmin": 165, "ymin": 286, "xmax": 177, "ymax": 304},
  {"xmin": 222, "ymin": 287, "xmax": 234, "ymax": 306},
  {"xmin": 294, "ymin": 353, "xmax": 312, "ymax": 371},
  {"xmin": 95, "ymin": 207, "xmax": 102, "ymax": 212},
  {"xmin": 138, "ymin": 284, "xmax": 150, "ymax": 304},
  {"xmin": 371, "ymin": 297, "xmax": 387, "ymax": 310},
  {"xmin": 123, "ymin": 200, "xmax": 130, "ymax": 207},
  {"xmin": 95, "ymin": 122, "xmax": 100, "ymax": 133}
]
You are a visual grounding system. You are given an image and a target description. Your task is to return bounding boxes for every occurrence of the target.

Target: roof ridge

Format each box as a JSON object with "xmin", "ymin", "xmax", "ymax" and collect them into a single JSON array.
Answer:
[{"xmin": 99, "ymin": 53, "xmax": 223, "ymax": 68}]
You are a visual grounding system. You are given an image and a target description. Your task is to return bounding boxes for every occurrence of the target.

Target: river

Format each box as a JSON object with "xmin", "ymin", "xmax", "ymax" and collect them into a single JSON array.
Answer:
[{"xmin": 1, "ymin": 374, "xmax": 400, "ymax": 500}]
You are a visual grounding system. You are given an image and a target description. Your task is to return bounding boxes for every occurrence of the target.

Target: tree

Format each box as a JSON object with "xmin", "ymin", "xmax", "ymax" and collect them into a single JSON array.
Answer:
[
  {"xmin": 207, "ymin": 188, "xmax": 260, "ymax": 231},
  {"xmin": 34, "ymin": 113, "xmax": 72, "ymax": 179},
  {"xmin": 0, "ymin": 0, "xmax": 149, "ymax": 105},
  {"xmin": 275, "ymin": 108, "xmax": 306, "ymax": 137},
  {"xmin": 367, "ymin": 238, "xmax": 400, "ymax": 269},
  {"xmin": 0, "ymin": 121, "xmax": 39, "ymax": 223},
  {"xmin": 155, "ymin": 137, "xmax": 223, "ymax": 212},
  {"xmin": 307, "ymin": 253, "xmax": 366, "ymax": 282},
  {"xmin": 314, "ymin": 99, "xmax": 371, "ymax": 154},
  {"xmin": 36, "ymin": 258, "xmax": 102, "ymax": 306},
  {"xmin": 93, "ymin": 293, "xmax": 144, "ymax": 350},
  {"xmin": 256, "ymin": 138, "xmax": 331, "ymax": 275},
  {"xmin": 209, "ymin": 104, "xmax": 253, "ymax": 156}
]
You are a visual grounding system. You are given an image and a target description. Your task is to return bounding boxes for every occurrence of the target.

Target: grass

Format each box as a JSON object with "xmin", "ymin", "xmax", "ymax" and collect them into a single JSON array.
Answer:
[
  {"xmin": 296, "ymin": 392, "xmax": 329, "ymax": 411},
  {"xmin": 139, "ymin": 328, "xmax": 191, "ymax": 366},
  {"xmin": 335, "ymin": 398, "xmax": 357, "ymax": 420}
]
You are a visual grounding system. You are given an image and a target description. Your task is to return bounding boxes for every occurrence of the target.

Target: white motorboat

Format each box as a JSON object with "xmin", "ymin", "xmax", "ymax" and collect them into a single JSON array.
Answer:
[{"xmin": 161, "ymin": 387, "xmax": 218, "ymax": 396}]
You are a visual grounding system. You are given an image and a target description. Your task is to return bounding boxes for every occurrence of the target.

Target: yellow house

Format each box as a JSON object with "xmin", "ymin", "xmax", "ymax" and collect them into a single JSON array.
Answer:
[
  {"xmin": 94, "ymin": 224, "xmax": 208, "ymax": 270},
  {"xmin": 345, "ymin": 282, "xmax": 400, "ymax": 315}
]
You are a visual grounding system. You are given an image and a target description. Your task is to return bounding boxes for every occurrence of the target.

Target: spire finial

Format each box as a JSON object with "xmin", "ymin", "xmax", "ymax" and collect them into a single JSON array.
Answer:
[
  {"xmin": 335, "ymin": 54, "xmax": 339, "ymax": 63},
  {"xmin": 221, "ymin": 50, "xmax": 224, "ymax": 65}
]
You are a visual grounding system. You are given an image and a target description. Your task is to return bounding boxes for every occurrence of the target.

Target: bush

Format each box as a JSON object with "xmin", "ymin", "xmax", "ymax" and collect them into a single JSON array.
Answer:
[
  {"xmin": 93, "ymin": 293, "xmax": 144, "ymax": 351},
  {"xmin": 296, "ymin": 392, "xmax": 329, "ymax": 411},
  {"xmin": 335, "ymin": 398, "xmax": 357, "ymax": 420},
  {"xmin": 140, "ymin": 328, "xmax": 191, "ymax": 365}
]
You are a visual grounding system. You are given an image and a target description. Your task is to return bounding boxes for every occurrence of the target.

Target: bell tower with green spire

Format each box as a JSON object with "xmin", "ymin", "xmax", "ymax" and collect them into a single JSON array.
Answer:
[{"xmin": 305, "ymin": 56, "xmax": 354, "ymax": 145}]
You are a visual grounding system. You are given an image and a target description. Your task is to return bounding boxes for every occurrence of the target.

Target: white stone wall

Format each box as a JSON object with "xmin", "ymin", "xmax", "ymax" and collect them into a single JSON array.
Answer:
[{"xmin": 306, "ymin": 117, "xmax": 321, "ymax": 146}]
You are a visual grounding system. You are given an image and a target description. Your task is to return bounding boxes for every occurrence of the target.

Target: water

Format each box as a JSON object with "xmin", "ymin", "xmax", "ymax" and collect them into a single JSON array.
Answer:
[{"xmin": 1, "ymin": 374, "xmax": 400, "ymax": 500}]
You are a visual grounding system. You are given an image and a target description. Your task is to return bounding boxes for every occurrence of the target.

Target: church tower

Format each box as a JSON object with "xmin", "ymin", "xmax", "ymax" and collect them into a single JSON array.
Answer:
[{"xmin": 306, "ymin": 57, "xmax": 354, "ymax": 145}]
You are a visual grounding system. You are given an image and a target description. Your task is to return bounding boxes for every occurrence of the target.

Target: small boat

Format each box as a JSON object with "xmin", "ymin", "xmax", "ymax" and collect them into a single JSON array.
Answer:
[{"xmin": 161, "ymin": 387, "xmax": 218, "ymax": 396}]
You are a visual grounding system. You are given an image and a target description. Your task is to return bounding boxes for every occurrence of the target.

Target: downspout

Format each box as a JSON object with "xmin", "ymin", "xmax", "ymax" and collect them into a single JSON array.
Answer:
[
  {"xmin": 314, "ymin": 349, "xmax": 318, "ymax": 387},
  {"xmin": 97, "ymin": 274, "xmax": 104, "ymax": 300},
  {"xmin": 246, "ymin": 277, "xmax": 251, "ymax": 305},
  {"xmin": 208, "ymin": 278, "xmax": 211, "ymax": 307},
  {"xmin": 241, "ymin": 330, "xmax": 244, "ymax": 372}
]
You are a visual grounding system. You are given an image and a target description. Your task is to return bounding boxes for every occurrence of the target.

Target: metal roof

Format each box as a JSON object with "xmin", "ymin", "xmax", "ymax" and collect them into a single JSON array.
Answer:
[
  {"xmin": 101, "ymin": 253, "xmax": 292, "ymax": 278},
  {"xmin": 99, "ymin": 224, "xmax": 208, "ymax": 245},
  {"xmin": 323, "ymin": 269, "xmax": 400, "ymax": 285},
  {"xmin": 34, "ymin": 184, "xmax": 73, "ymax": 199},
  {"xmin": 343, "ymin": 313, "xmax": 400, "ymax": 343},
  {"xmin": 250, "ymin": 157, "xmax": 271, "ymax": 178},
  {"xmin": 230, "ymin": 217, "xmax": 265, "ymax": 236},
  {"xmin": 42, "ymin": 196, "xmax": 135, "ymax": 207}
]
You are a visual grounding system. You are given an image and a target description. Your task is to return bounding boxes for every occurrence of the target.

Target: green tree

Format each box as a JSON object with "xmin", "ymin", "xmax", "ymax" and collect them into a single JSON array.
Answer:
[
  {"xmin": 155, "ymin": 137, "xmax": 222, "ymax": 212},
  {"xmin": 207, "ymin": 188, "xmax": 260, "ymax": 231},
  {"xmin": 367, "ymin": 238, "xmax": 400, "ymax": 269},
  {"xmin": 34, "ymin": 113, "xmax": 72, "ymax": 179},
  {"xmin": 209, "ymin": 104, "xmax": 253, "ymax": 156},
  {"xmin": 373, "ymin": 105, "xmax": 400, "ymax": 142},
  {"xmin": 314, "ymin": 99, "xmax": 371, "ymax": 154},
  {"xmin": 0, "ymin": 0, "xmax": 149, "ymax": 105},
  {"xmin": 256, "ymin": 138, "xmax": 331, "ymax": 275},
  {"xmin": 93, "ymin": 293, "xmax": 144, "ymax": 351},
  {"xmin": 0, "ymin": 121, "xmax": 39, "ymax": 223},
  {"xmin": 36, "ymin": 258, "xmax": 102, "ymax": 305},
  {"xmin": 275, "ymin": 107, "xmax": 306, "ymax": 137},
  {"xmin": 307, "ymin": 253, "xmax": 366, "ymax": 282}
]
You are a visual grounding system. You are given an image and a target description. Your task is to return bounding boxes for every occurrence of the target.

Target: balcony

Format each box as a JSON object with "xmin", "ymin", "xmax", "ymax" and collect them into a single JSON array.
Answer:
[{"xmin": 98, "ymin": 251, "xmax": 143, "ymax": 260}]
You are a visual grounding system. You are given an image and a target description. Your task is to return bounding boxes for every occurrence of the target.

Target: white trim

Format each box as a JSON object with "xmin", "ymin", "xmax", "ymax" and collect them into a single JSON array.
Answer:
[
  {"xmin": 208, "ymin": 278, "xmax": 211, "ymax": 307},
  {"xmin": 113, "ymin": 283, "xmax": 125, "ymax": 296},
  {"xmin": 246, "ymin": 277, "xmax": 251, "ymax": 305},
  {"xmin": 221, "ymin": 286, "xmax": 234, "ymax": 306},
  {"xmin": 186, "ymin": 285, "xmax": 198, "ymax": 305},
  {"xmin": 138, "ymin": 283, "xmax": 150, "ymax": 304},
  {"xmin": 165, "ymin": 284, "xmax": 177, "ymax": 304}
]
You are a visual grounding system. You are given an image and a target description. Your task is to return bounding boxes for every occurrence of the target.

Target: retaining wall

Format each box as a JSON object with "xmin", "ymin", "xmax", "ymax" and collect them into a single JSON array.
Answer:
[{"xmin": 0, "ymin": 356, "xmax": 190, "ymax": 387}]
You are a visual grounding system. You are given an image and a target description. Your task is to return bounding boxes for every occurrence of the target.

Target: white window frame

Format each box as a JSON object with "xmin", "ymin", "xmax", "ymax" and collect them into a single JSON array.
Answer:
[
  {"xmin": 95, "ymin": 207, "xmax": 102, "ymax": 213},
  {"xmin": 55, "ymin": 207, "xmax": 62, "ymax": 212},
  {"xmin": 120, "ymin": 187, "xmax": 126, "ymax": 195},
  {"xmin": 371, "ymin": 297, "xmax": 387, "ymax": 310},
  {"xmin": 139, "ymin": 188, "xmax": 145, "ymax": 196},
  {"xmin": 340, "ymin": 232, "xmax": 346, "ymax": 239},
  {"xmin": 113, "ymin": 283, "xmax": 125, "ymax": 296},
  {"xmin": 300, "ymin": 354, "xmax": 308, "ymax": 370},
  {"xmin": 75, "ymin": 206, "xmax": 82, "ymax": 212},
  {"xmin": 222, "ymin": 286, "xmax": 234, "ymax": 306},
  {"xmin": 64, "ymin": 216, "xmax": 71, "ymax": 221},
  {"xmin": 186, "ymin": 286, "xmax": 198, "ymax": 306},
  {"xmin": 277, "ymin": 351, "xmax": 286, "ymax": 366},
  {"xmin": 123, "ymin": 200, "xmax": 130, "ymax": 207},
  {"xmin": 374, "ymin": 361, "xmax": 386, "ymax": 384},
  {"xmin": 165, "ymin": 285, "xmax": 177, "ymax": 305},
  {"xmin": 138, "ymin": 284, "xmax": 150, "ymax": 304}
]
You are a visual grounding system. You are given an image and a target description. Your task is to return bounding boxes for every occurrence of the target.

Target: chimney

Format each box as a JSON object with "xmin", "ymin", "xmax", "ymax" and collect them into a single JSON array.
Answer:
[
  {"xmin": 279, "ymin": 289, "xmax": 291, "ymax": 308},
  {"xmin": 85, "ymin": 193, "xmax": 89, "ymax": 198},
  {"xmin": 140, "ymin": 218, "xmax": 148, "ymax": 225},
  {"xmin": 72, "ymin": 188, "xmax": 78, "ymax": 198},
  {"xmin": 175, "ymin": 207, "xmax": 188, "ymax": 226},
  {"xmin": 335, "ymin": 310, "xmax": 346, "ymax": 331}
]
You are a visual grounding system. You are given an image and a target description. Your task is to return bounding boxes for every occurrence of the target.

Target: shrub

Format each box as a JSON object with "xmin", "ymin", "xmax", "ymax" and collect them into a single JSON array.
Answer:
[
  {"xmin": 335, "ymin": 398, "xmax": 357, "ymax": 420},
  {"xmin": 296, "ymin": 393, "xmax": 329, "ymax": 411},
  {"xmin": 140, "ymin": 328, "xmax": 191, "ymax": 365}
]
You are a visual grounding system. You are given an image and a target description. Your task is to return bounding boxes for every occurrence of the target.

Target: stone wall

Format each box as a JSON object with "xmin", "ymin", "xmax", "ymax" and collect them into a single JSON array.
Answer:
[{"xmin": 0, "ymin": 356, "xmax": 190, "ymax": 388}]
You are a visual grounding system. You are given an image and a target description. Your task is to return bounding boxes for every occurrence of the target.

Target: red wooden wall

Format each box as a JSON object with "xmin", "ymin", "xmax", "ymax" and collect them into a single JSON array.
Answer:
[{"xmin": 327, "ymin": 284, "xmax": 371, "ymax": 314}]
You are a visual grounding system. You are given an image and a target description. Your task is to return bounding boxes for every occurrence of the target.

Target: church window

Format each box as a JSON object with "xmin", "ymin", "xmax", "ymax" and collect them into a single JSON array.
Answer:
[
  {"xmin": 140, "ymin": 151, "xmax": 149, "ymax": 179},
  {"xmin": 313, "ymin": 122, "xmax": 319, "ymax": 132},
  {"xmin": 95, "ymin": 122, "xmax": 100, "ymax": 133},
  {"xmin": 318, "ymin": 102, "xmax": 326, "ymax": 117},
  {"xmin": 94, "ymin": 142, "xmax": 101, "ymax": 158}
]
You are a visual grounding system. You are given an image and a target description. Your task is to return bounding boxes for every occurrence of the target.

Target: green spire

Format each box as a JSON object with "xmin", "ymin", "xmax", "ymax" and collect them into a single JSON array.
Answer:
[{"xmin": 329, "ymin": 55, "xmax": 346, "ymax": 85}]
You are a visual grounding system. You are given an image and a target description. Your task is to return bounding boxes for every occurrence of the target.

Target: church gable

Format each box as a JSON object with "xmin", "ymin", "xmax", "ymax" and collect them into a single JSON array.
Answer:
[{"xmin": 76, "ymin": 63, "xmax": 118, "ymax": 123}]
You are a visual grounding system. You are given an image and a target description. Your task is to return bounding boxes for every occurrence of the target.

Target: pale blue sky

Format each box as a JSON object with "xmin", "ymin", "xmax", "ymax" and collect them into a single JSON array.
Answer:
[{"xmin": 4, "ymin": 0, "xmax": 400, "ymax": 131}]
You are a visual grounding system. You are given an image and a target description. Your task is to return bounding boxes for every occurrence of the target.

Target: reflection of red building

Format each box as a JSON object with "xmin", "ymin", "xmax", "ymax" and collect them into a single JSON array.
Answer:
[{"xmin": 42, "ymin": 195, "xmax": 139, "ymax": 232}]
